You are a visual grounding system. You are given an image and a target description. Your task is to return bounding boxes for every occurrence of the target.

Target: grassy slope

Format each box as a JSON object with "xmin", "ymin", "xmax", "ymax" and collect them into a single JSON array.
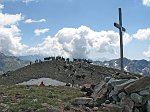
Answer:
[{"xmin": 0, "ymin": 85, "xmax": 82, "ymax": 112}]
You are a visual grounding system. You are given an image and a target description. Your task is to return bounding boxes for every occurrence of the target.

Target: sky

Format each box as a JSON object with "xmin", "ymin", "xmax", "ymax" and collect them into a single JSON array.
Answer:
[{"xmin": 0, "ymin": 0, "xmax": 150, "ymax": 60}]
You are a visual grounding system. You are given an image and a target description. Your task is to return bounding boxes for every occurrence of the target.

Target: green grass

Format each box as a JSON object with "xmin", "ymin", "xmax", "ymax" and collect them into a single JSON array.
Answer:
[{"xmin": 0, "ymin": 85, "xmax": 82, "ymax": 112}]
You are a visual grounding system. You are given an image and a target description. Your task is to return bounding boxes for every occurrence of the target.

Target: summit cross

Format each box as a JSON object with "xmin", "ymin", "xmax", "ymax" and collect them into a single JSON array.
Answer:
[{"xmin": 114, "ymin": 8, "xmax": 126, "ymax": 73}]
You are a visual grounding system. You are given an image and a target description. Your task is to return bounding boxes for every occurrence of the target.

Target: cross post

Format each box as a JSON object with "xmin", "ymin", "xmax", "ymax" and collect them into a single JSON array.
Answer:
[{"xmin": 114, "ymin": 8, "xmax": 126, "ymax": 73}]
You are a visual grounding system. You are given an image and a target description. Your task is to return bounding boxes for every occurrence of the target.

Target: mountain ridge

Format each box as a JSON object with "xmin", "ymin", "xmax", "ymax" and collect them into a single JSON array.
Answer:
[{"xmin": 93, "ymin": 57, "xmax": 150, "ymax": 75}]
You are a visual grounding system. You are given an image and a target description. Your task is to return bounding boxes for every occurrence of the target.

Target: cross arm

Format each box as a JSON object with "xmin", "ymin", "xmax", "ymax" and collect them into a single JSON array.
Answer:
[{"xmin": 114, "ymin": 22, "xmax": 126, "ymax": 32}]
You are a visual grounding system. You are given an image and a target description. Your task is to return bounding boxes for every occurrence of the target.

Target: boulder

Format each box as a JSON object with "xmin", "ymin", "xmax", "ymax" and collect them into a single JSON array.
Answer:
[
  {"xmin": 95, "ymin": 95, "xmax": 107, "ymax": 106},
  {"xmin": 102, "ymin": 104, "xmax": 123, "ymax": 112},
  {"xmin": 109, "ymin": 90, "xmax": 119, "ymax": 98},
  {"xmin": 85, "ymin": 107, "xmax": 92, "ymax": 112},
  {"xmin": 139, "ymin": 89, "xmax": 150, "ymax": 96},
  {"xmin": 130, "ymin": 93, "xmax": 143, "ymax": 104},
  {"xmin": 105, "ymin": 77, "xmax": 111, "ymax": 82},
  {"xmin": 134, "ymin": 108, "xmax": 140, "ymax": 112},
  {"xmin": 107, "ymin": 78, "xmax": 128, "ymax": 88},
  {"xmin": 48, "ymin": 107, "xmax": 60, "ymax": 112},
  {"xmin": 72, "ymin": 97, "xmax": 93, "ymax": 105},
  {"xmin": 120, "ymin": 96, "xmax": 134, "ymax": 112},
  {"xmin": 114, "ymin": 79, "xmax": 136, "ymax": 92},
  {"xmin": 124, "ymin": 76, "xmax": 150, "ymax": 94},
  {"xmin": 92, "ymin": 107, "xmax": 99, "ymax": 111},
  {"xmin": 118, "ymin": 92, "xmax": 126, "ymax": 100},
  {"xmin": 91, "ymin": 80, "xmax": 106, "ymax": 98},
  {"xmin": 147, "ymin": 100, "xmax": 150, "ymax": 112}
]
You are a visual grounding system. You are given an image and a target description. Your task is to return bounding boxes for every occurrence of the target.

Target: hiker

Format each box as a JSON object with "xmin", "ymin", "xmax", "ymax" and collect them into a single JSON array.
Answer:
[{"xmin": 39, "ymin": 81, "xmax": 45, "ymax": 86}]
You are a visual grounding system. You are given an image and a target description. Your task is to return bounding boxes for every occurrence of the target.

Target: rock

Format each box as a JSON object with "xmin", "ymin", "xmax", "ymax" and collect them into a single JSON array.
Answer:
[
  {"xmin": 121, "ymin": 96, "xmax": 134, "ymax": 112},
  {"xmin": 114, "ymin": 79, "xmax": 136, "ymax": 92},
  {"xmin": 81, "ymin": 84, "xmax": 94, "ymax": 96},
  {"xmin": 112, "ymin": 95, "xmax": 120, "ymax": 102},
  {"xmin": 93, "ymin": 107, "xmax": 99, "ymax": 111},
  {"xmin": 109, "ymin": 90, "xmax": 118, "ymax": 98},
  {"xmin": 130, "ymin": 93, "xmax": 143, "ymax": 104},
  {"xmin": 95, "ymin": 95, "xmax": 107, "ymax": 106},
  {"xmin": 147, "ymin": 100, "xmax": 150, "ymax": 112},
  {"xmin": 102, "ymin": 104, "xmax": 123, "ymax": 112},
  {"xmin": 124, "ymin": 76, "xmax": 150, "ymax": 94},
  {"xmin": 134, "ymin": 108, "xmax": 140, "ymax": 112},
  {"xmin": 118, "ymin": 92, "xmax": 126, "ymax": 100},
  {"xmin": 72, "ymin": 97, "xmax": 93, "ymax": 105},
  {"xmin": 92, "ymin": 80, "xmax": 106, "ymax": 98},
  {"xmin": 105, "ymin": 77, "xmax": 111, "ymax": 82},
  {"xmin": 139, "ymin": 89, "xmax": 150, "ymax": 96},
  {"xmin": 108, "ymin": 78, "xmax": 128, "ymax": 88},
  {"xmin": 85, "ymin": 107, "xmax": 92, "ymax": 112},
  {"xmin": 48, "ymin": 107, "xmax": 60, "ymax": 112},
  {"xmin": 105, "ymin": 100, "xmax": 111, "ymax": 104}
]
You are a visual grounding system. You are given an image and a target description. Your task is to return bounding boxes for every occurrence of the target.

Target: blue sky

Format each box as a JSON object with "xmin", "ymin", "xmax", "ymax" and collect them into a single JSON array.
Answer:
[{"xmin": 0, "ymin": 0, "xmax": 150, "ymax": 60}]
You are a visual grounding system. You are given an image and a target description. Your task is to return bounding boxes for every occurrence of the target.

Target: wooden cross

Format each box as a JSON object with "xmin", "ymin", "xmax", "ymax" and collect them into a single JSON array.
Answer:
[{"xmin": 114, "ymin": 8, "xmax": 126, "ymax": 73}]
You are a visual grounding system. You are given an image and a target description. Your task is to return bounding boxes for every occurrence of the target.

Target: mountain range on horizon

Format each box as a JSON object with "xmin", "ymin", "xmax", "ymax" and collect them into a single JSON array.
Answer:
[
  {"xmin": 93, "ymin": 58, "xmax": 150, "ymax": 75},
  {"xmin": 0, "ymin": 52, "xmax": 150, "ymax": 75}
]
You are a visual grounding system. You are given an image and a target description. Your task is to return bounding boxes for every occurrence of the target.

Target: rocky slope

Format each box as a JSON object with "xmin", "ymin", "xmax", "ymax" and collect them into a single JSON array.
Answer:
[
  {"xmin": 72, "ymin": 75, "xmax": 150, "ymax": 112},
  {"xmin": 0, "ymin": 58, "xmax": 140, "ymax": 85}
]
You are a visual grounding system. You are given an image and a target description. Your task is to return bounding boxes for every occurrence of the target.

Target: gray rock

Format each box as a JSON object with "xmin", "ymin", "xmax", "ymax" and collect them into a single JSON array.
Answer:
[
  {"xmin": 48, "ymin": 107, "xmax": 60, "ymax": 112},
  {"xmin": 147, "ymin": 100, "xmax": 150, "ymax": 112},
  {"xmin": 112, "ymin": 95, "xmax": 120, "ymax": 102},
  {"xmin": 105, "ymin": 77, "xmax": 111, "ymax": 82},
  {"xmin": 118, "ymin": 92, "xmax": 126, "ymax": 100},
  {"xmin": 93, "ymin": 107, "xmax": 99, "ymax": 111},
  {"xmin": 107, "ymin": 78, "xmax": 128, "ymax": 88},
  {"xmin": 114, "ymin": 79, "xmax": 136, "ymax": 92},
  {"xmin": 95, "ymin": 95, "xmax": 107, "ymax": 106},
  {"xmin": 121, "ymin": 96, "xmax": 134, "ymax": 112},
  {"xmin": 109, "ymin": 90, "xmax": 118, "ymax": 98},
  {"xmin": 73, "ymin": 97, "xmax": 93, "ymax": 105},
  {"xmin": 102, "ymin": 104, "xmax": 123, "ymax": 112},
  {"xmin": 85, "ymin": 107, "xmax": 92, "ymax": 112},
  {"xmin": 105, "ymin": 100, "xmax": 111, "ymax": 104},
  {"xmin": 139, "ymin": 89, "xmax": 150, "ymax": 96},
  {"xmin": 134, "ymin": 108, "xmax": 140, "ymax": 112},
  {"xmin": 125, "ymin": 76, "xmax": 150, "ymax": 94},
  {"xmin": 130, "ymin": 93, "xmax": 143, "ymax": 104},
  {"xmin": 92, "ymin": 80, "xmax": 106, "ymax": 98}
]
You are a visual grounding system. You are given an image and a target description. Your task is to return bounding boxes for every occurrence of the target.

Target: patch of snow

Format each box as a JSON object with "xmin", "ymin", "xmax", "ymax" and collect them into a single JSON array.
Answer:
[
  {"xmin": 104, "ymin": 63, "xmax": 109, "ymax": 67},
  {"xmin": 114, "ymin": 61, "xmax": 118, "ymax": 67},
  {"xmin": 124, "ymin": 66, "xmax": 128, "ymax": 72},
  {"xmin": 17, "ymin": 78, "xmax": 66, "ymax": 86}
]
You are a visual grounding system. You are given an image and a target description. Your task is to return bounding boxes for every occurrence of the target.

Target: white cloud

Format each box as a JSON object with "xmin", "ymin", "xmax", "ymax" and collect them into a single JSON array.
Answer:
[
  {"xmin": 133, "ymin": 28, "xmax": 150, "ymax": 40},
  {"xmin": 144, "ymin": 46, "xmax": 150, "ymax": 58},
  {"xmin": 24, "ymin": 19, "xmax": 46, "ymax": 24},
  {"xmin": 0, "ymin": 12, "xmax": 28, "ymax": 55},
  {"xmin": 22, "ymin": 0, "xmax": 37, "ymax": 4},
  {"xmin": 0, "ymin": 13, "xmax": 22, "ymax": 26},
  {"xmin": 34, "ymin": 28, "xmax": 49, "ymax": 36},
  {"xmin": 27, "ymin": 26, "xmax": 132, "ymax": 59},
  {"xmin": 143, "ymin": 0, "xmax": 150, "ymax": 7},
  {"xmin": 133, "ymin": 28, "xmax": 150, "ymax": 58},
  {"xmin": 0, "ymin": 4, "xmax": 4, "ymax": 10}
]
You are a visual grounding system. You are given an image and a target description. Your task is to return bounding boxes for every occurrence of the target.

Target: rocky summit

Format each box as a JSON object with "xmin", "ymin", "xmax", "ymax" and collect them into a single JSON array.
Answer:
[{"xmin": 0, "ymin": 57, "xmax": 149, "ymax": 112}]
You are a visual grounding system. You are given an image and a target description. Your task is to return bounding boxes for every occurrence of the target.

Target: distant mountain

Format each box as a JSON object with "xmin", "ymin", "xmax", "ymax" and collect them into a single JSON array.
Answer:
[
  {"xmin": 0, "ymin": 52, "xmax": 29, "ymax": 75},
  {"xmin": 93, "ymin": 57, "xmax": 110, "ymax": 62},
  {"xmin": 93, "ymin": 58, "xmax": 150, "ymax": 75},
  {"xmin": 18, "ymin": 55, "xmax": 44, "ymax": 62}
]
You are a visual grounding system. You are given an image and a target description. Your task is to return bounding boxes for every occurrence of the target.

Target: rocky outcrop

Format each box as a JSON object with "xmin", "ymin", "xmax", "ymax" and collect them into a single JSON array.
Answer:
[{"xmin": 72, "ymin": 75, "xmax": 150, "ymax": 112}]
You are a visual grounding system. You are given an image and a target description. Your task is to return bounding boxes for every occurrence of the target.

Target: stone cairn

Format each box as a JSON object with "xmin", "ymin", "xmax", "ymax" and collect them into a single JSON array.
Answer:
[{"xmin": 72, "ymin": 75, "xmax": 150, "ymax": 112}]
